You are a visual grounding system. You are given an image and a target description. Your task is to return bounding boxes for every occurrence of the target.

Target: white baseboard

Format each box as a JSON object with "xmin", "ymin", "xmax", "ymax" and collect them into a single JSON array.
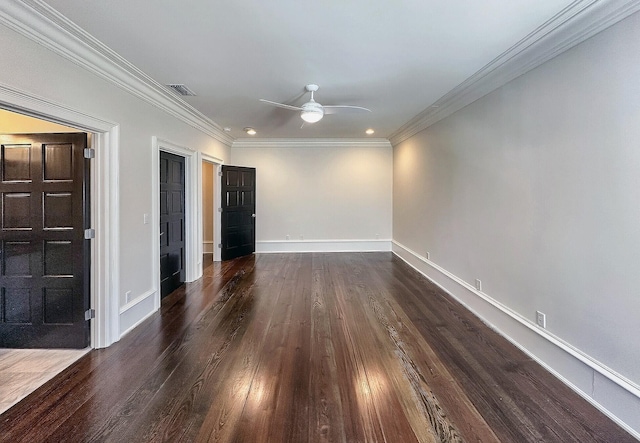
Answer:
[
  {"xmin": 392, "ymin": 240, "xmax": 640, "ymax": 439},
  {"xmin": 203, "ymin": 241, "xmax": 214, "ymax": 254},
  {"xmin": 119, "ymin": 289, "xmax": 156, "ymax": 338},
  {"xmin": 256, "ymin": 239, "xmax": 392, "ymax": 253}
]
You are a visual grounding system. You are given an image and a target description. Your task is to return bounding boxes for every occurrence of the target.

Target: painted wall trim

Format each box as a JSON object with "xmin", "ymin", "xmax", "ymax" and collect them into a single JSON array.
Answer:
[
  {"xmin": 392, "ymin": 240, "xmax": 640, "ymax": 438},
  {"xmin": 0, "ymin": 0, "xmax": 234, "ymax": 146},
  {"xmin": 119, "ymin": 293, "xmax": 156, "ymax": 339},
  {"xmin": 257, "ymin": 239, "xmax": 392, "ymax": 253},
  {"xmin": 233, "ymin": 138, "xmax": 392, "ymax": 149},
  {"xmin": 119, "ymin": 289, "xmax": 156, "ymax": 314},
  {"xmin": 388, "ymin": 0, "xmax": 640, "ymax": 145}
]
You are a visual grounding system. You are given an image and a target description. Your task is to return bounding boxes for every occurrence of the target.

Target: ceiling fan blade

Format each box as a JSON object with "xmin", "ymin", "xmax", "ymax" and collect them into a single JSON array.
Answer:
[
  {"xmin": 323, "ymin": 105, "xmax": 372, "ymax": 115},
  {"xmin": 259, "ymin": 99, "xmax": 303, "ymax": 111}
]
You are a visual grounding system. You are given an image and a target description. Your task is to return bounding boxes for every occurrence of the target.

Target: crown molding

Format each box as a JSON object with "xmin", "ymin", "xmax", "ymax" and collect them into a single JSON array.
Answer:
[
  {"xmin": 389, "ymin": 0, "xmax": 640, "ymax": 146},
  {"xmin": 0, "ymin": 0, "xmax": 234, "ymax": 146},
  {"xmin": 232, "ymin": 138, "xmax": 392, "ymax": 149}
]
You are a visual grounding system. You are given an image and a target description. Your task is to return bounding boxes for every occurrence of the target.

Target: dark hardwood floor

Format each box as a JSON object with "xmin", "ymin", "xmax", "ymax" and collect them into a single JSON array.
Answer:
[{"xmin": 0, "ymin": 253, "xmax": 634, "ymax": 442}]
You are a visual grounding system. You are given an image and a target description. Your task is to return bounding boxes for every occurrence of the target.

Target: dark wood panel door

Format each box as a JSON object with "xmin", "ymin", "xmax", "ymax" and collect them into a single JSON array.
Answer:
[
  {"xmin": 159, "ymin": 151, "xmax": 185, "ymax": 298},
  {"xmin": 221, "ymin": 165, "xmax": 255, "ymax": 261},
  {"xmin": 0, "ymin": 133, "xmax": 89, "ymax": 348}
]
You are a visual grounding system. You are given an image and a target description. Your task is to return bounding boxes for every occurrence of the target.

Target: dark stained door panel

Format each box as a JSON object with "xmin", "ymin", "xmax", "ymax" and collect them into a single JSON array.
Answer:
[
  {"xmin": 221, "ymin": 165, "xmax": 255, "ymax": 261},
  {"xmin": 0, "ymin": 133, "xmax": 90, "ymax": 348},
  {"xmin": 159, "ymin": 151, "xmax": 185, "ymax": 298}
]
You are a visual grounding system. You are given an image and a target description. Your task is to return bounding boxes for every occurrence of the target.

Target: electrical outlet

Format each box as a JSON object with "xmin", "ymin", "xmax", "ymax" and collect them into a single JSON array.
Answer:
[
  {"xmin": 536, "ymin": 311, "xmax": 547, "ymax": 328},
  {"xmin": 426, "ymin": 252, "xmax": 430, "ymax": 260},
  {"xmin": 143, "ymin": 213, "xmax": 149, "ymax": 225},
  {"xmin": 475, "ymin": 279, "xmax": 482, "ymax": 291},
  {"xmin": 125, "ymin": 290, "xmax": 132, "ymax": 303}
]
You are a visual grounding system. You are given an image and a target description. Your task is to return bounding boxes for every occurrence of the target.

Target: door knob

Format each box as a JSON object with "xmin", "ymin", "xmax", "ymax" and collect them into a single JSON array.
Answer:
[{"xmin": 251, "ymin": 214, "xmax": 256, "ymax": 218}]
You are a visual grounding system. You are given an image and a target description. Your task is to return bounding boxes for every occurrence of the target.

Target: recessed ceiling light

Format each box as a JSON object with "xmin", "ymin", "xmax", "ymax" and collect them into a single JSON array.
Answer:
[
  {"xmin": 365, "ymin": 129, "xmax": 375, "ymax": 135},
  {"xmin": 223, "ymin": 127, "xmax": 232, "ymax": 132},
  {"xmin": 244, "ymin": 127, "xmax": 256, "ymax": 135}
]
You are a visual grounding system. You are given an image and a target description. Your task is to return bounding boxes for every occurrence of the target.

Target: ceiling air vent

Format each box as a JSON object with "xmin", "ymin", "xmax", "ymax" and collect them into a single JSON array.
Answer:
[{"xmin": 166, "ymin": 84, "xmax": 197, "ymax": 96}]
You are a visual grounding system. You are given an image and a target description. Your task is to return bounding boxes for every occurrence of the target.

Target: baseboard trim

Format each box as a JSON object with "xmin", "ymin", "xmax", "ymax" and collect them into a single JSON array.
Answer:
[
  {"xmin": 119, "ymin": 289, "xmax": 156, "ymax": 338},
  {"xmin": 391, "ymin": 240, "xmax": 640, "ymax": 439},
  {"xmin": 256, "ymin": 239, "xmax": 392, "ymax": 253},
  {"xmin": 119, "ymin": 289, "xmax": 156, "ymax": 314},
  {"xmin": 203, "ymin": 241, "xmax": 214, "ymax": 254}
]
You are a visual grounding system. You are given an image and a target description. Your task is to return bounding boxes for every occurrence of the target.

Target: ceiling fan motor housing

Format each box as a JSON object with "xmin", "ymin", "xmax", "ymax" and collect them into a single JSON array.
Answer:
[{"xmin": 302, "ymin": 101, "xmax": 323, "ymax": 115}]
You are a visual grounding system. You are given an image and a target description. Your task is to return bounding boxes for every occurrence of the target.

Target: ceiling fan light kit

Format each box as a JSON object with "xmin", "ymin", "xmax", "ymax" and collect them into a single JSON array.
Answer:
[
  {"xmin": 300, "ymin": 110, "xmax": 323, "ymax": 123},
  {"xmin": 300, "ymin": 105, "xmax": 324, "ymax": 123},
  {"xmin": 260, "ymin": 84, "xmax": 371, "ymax": 125}
]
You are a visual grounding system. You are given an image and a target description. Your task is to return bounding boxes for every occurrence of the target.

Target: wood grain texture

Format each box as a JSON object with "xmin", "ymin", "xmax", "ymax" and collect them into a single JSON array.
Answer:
[
  {"xmin": 0, "ymin": 349, "xmax": 87, "ymax": 415},
  {"xmin": 0, "ymin": 253, "xmax": 635, "ymax": 443}
]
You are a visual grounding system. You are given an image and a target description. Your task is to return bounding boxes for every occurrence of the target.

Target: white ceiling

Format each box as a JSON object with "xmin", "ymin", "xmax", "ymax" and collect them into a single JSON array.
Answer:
[{"xmin": 43, "ymin": 0, "xmax": 573, "ymax": 140}]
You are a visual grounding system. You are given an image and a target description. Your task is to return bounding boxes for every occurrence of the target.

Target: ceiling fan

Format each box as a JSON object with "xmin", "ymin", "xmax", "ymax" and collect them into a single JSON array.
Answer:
[{"xmin": 260, "ymin": 84, "xmax": 371, "ymax": 124}]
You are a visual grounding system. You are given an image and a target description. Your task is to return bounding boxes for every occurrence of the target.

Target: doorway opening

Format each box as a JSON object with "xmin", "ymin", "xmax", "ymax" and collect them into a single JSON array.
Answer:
[
  {"xmin": 152, "ymin": 138, "xmax": 203, "ymax": 309},
  {"xmin": 201, "ymin": 156, "xmax": 222, "ymax": 268},
  {"xmin": 0, "ymin": 90, "xmax": 120, "ymax": 351},
  {"xmin": 202, "ymin": 161, "xmax": 215, "ymax": 270},
  {"xmin": 0, "ymin": 105, "xmax": 114, "ymax": 413}
]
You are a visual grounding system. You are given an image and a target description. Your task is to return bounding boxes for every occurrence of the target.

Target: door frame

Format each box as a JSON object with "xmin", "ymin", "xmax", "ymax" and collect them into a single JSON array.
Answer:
[
  {"xmin": 152, "ymin": 137, "xmax": 200, "ymax": 310},
  {"xmin": 0, "ymin": 84, "xmax": 120, "ymax": 349},
  {"xmin": 201, "ymin": 153, "xmax": 223, "ymax": 263}
]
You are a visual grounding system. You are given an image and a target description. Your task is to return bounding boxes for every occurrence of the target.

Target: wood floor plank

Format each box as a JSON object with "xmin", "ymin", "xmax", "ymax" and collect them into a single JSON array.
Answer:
[
  {"xmin": 385, "ymin": 255, "xmax": 635, "ymax": 443},
  {"xmin": 0, "ymin": 252, "xmax": 635, "ymax": 443},
  {"xmin": 230, "ymin": 254, "xmax": 313, "ymax": 443},
  {"xmin": 0, "ymin": 258, "xmax": 250, "ymax": 443},
  {"xmin": 331, "ymin": 254, "xmax": 429, "ymax": 443},
  {"xmin": 324, "ymin": 256, "xmax": 388, "ymax": 442},
  {"xmin": 366, "ymin": 259, "xmax": 501, "ymax": 443},
  {"xmin": 77, "ymin": 262, "xmax": 260, "ymax": 442},
  {"xmin": 308, "ymin": 254, "xmax": 348, "ymax": 443},
  {"xmin": 194, "ymin": 254, "xmax": 292, "ymax": 442}
]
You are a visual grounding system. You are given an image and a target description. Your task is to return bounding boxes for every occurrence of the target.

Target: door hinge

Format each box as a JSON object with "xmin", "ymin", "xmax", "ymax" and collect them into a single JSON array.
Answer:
[
  {"xmin": 84, "ymin": 228, "xmax": 95, "ymax": 239},
  {"xmin": 84, "ymin": 148, "xmax": 95, "ymax": 159},
  {"xmin": 218, "ymin": 171, "xmax": 223, "ymax": 177},
  {"xmin": 218, "ymin": 243, "xmax": 222, "ymax": 249},
  {"xmin": 85, "ymin": 309, "xmax": 95, "ymax": 320},
  {"xmin": 218, "ymin": 207, "xmax": 223, "ymax": 213}
]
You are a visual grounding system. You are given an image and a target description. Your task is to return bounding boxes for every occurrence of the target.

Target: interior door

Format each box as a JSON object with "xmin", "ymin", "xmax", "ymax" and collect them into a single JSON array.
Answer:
[
  {"xmin": 159, "ymin": 151, "xmax": 185, "ymax": 298},
  {"xmin": 0, "ymin": 133, "xmax": 90, "ymax": 348},
  {"xmin": 221, "ymin": 165, "xmax": 255, "ymax": 261}
]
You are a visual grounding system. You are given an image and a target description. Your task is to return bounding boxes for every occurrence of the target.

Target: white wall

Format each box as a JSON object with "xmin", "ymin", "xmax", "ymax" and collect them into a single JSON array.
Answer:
[
  {"xmin": 393, "ymin": 11, "xmax": 640, "ymax": 436},
  {"xmin": 0, "ymin": 22, "xmax": 231, "ymax": 339},
  {"xmin": 231, "ymin": 141, "xmax": 392, "ymax": 252}
]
